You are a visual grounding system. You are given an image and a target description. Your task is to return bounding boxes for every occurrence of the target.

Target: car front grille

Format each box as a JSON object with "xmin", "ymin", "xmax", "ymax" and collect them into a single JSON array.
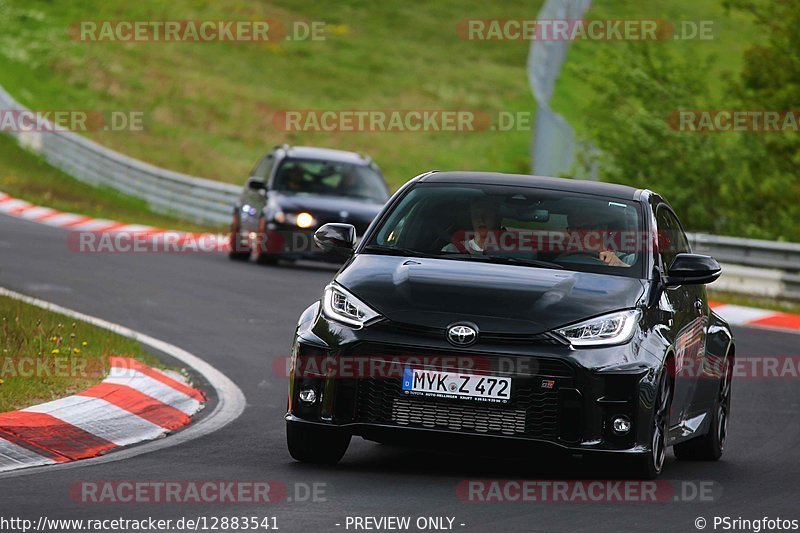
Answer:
[
  {"xmin": 355, "ymin": 377, "xmax": 560, "ymax": 438},
  {"xmin": 391, "ymin": 397, "xmax": 527, "ymax": 435}
]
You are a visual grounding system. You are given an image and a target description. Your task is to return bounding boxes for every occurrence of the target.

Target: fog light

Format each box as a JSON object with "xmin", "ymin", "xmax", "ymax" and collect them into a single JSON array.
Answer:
[
  {"xmin": 612, "ymin": 415, "xmax": 631, "ymax": 435},
  {"xmin": 299, "ymin": 388, "xmax": 317, "ymax": 404}
]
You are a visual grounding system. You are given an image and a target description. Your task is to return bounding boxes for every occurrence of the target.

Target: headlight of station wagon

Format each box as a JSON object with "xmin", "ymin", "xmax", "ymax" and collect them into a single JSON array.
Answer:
[
  {"xmin": 276, "ymin": 211, "xmax": 316, "ymax": 228},
  {"xmin": 556, "ymin": 309, "xmax": 641, "ymax": 347},
  {"xmin": 322, "ymin": 284, "xmax": 381, "ymax": 328}
]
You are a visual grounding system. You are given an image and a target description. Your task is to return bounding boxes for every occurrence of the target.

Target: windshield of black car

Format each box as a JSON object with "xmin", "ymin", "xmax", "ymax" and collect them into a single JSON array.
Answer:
[
  {"xmin": 273, "ymin": 159, "xmax": 389, "ymax": 202},
  {"xmin": 366, "ymin": 182, "xmax": 647, "ymax": 278}
]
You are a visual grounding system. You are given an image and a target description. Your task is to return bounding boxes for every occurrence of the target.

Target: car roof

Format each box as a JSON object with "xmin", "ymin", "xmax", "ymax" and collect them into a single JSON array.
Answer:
[
  {"xmin": 282, "ymin": 145, "xmax": 370, "ymax": 165},
  {"xmin": 418, "ymin": 171, "xmax": 643, "ymax": 201}
]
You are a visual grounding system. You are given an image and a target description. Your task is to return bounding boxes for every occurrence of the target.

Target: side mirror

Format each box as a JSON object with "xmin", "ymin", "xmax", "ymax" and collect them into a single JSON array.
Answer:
[
  {"xmin": 247, "ymin": 178, "xmax": 266, "ymax": 192},
  {"xmin": 314, "ymin": 223, "xmax": 356, "ymax": 254},
  {"xmin": 665, "ymin": 253, "xmax": 721, "ymax": 286}
]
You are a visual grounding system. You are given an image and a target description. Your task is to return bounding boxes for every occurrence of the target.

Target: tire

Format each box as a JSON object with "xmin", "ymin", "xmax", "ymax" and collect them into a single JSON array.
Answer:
[
  {"xmin": 228, "ymin": 213, "xmax": 251, "ymax": 261},
  {"xmin": 629, "ymin": 368, "xmax": 672, "ymax": 479},
  {"xmin": 674, "ymin": 355, "xmax": 731, "ymax": 461},
  {"xmin": 229, "ymin": 249, "xmax": 251, "ymax": 261},
  {"xmin": 286, "ymin": 422, "xmax": 351, "ymax": 464}
]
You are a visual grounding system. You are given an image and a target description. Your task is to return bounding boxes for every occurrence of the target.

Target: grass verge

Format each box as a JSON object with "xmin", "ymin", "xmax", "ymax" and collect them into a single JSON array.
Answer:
[
  {"xmin": 0, "ymin": 133, "xmax": 216, "ymax": 232},
  {"xmin": 0, "ymin": 294, "xmax": 162, "ymax": 412},
  {"xmin": 0, "ymin": 0, "xmax": 540, "ymax": 188}
]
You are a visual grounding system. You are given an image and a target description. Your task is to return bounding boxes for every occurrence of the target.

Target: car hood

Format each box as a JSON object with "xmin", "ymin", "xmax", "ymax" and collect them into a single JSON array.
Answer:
[
  {"xmin": 275, "ymin": 193, "xmax": 384, "ymax": 221},
  {"xmin": 335, "ymin": 254, "xmax": 647, "ymax": 334}
]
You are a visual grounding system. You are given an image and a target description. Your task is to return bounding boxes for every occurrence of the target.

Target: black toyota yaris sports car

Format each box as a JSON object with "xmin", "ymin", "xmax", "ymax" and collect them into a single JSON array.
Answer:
[{"xmin": 286, "ymin": 171, "xmax": 734, "ymax": 479}]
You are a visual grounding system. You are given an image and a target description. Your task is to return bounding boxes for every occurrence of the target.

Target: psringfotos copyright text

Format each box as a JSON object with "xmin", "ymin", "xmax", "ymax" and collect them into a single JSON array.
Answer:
[{"xmin": 696, "ymin": 516, "xmax": 799, "ymax": 531}]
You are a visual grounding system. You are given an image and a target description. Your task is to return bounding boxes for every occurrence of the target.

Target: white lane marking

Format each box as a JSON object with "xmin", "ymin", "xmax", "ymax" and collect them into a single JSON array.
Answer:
[
  {"xmin": 713, "ymin": 304, "xmax": 777, "ymax": 325},
  {"xmin": 22, "ymin": 283, "xmax": 74, "ymax": 293},
  {"xmin": 0, "ymin": 287, "xmax": 246, "ymax": 479},
  {"xmin": 23, "ymin": 396, "xmax": 165, "ymax": 447},
  {"xmin": 0, "ymin": 438, "xmax": 57, "ymax": 472},
  {"xmin": 104, "ymin": 368, "xmax": 201, "ymax": 415}
]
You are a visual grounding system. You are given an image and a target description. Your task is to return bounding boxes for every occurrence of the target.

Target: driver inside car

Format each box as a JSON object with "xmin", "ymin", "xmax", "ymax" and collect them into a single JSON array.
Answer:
[{"xmin": 284, "ymin": 166, "xmax": 306, "ymax": 192}]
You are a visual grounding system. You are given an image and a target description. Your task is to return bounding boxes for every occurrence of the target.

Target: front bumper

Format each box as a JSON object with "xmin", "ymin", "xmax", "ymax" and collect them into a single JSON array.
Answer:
[{"xmin": 286, "ymin": 307, "xmax": 663, "ymax": 455}]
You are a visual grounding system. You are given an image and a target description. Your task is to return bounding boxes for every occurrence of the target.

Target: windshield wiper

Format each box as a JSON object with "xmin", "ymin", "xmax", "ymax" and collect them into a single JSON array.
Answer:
[
  {"xmin": 362, "ymin": 244, "xmax": 444, "ymax": 259},
  {"xmin": 469, "ymin": 255, "xmax": 564, "ymax": 270}
]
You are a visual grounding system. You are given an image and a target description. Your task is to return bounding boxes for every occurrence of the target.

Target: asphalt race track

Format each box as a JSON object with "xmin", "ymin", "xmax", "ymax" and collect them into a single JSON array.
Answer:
[{"xmin": 1, "ymin": 212, "xmax": 799, "ymax": 533}]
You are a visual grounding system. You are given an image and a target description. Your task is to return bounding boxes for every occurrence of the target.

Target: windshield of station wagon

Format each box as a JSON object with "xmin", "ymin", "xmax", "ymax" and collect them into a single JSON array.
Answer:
[
  {"xmin": 366, "ymin": 183, "xmax": 648, "ymax": 278},
  {"xmin": 274, "ymin": 158, "xmax": 389, "ymax": 203}
]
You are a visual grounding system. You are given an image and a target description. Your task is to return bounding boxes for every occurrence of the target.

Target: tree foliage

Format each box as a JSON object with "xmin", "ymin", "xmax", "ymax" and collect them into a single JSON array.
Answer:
[{"xmin": 574, "ymin": 3, "xmax": 799, "ymax": 241}]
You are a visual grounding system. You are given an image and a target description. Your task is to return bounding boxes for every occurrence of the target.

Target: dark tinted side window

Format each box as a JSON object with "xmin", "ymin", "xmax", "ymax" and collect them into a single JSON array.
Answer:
[{"xmin": 656, "ymin": 205, "xmax": 690, "ymax": 272}]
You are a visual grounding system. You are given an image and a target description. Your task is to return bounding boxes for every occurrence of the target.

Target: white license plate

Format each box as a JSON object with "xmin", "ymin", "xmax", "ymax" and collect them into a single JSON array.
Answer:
[{"xmin": 402, "ymin": 368, "xmax": 511, "ymax": 403}]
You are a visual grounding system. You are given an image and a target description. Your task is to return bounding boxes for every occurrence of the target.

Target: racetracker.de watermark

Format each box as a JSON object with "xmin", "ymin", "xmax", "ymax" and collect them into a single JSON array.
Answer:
[
  {"xmin": 712, "ymin": 356, "xmax": 800, "ymax": 379},
  {"xmin": 67, "ymin": 230, "xmax": 327, "ymax": 255},
  {"xmin": 456, "ymin": 19, "xmax": 714, "ymax": 41},
  {"xmin": 457, "ymin": 480, "xmax": 721, "ymax": 503},
  {"xmin": 0, "ymin": 110, "xmax": 144, "ymax": 132},
  {"xmin": 272, "ymin": 110, "xmax": 546, "ymax": 133},
  {"xmin": 71, "ymin": 19, "xmax": 326, "ymax": 43},
  {"xmin": 668, "ymin": 110, "xmax": 800, "ymax": 133},
  {"xmin": 277, "ymin": 354, "xmax": 496, "ymax": 379},
  {"xmin": 447, "ymin": 229, "xmax": 664, "ymax": 254},
  {"xmin": 70, "ymin": 480, "xmax": 327, "ymax": 504},
  {"xmin": 0, "ymin": 356, "xmax": 106, "ymax": 380},
  {"xmin": 68, "ymin": 231, "xmax": 228, "ymax": 254},
  {"xmin": 280, "ymin": 354, "xmax": 800, "ymax": 380}
]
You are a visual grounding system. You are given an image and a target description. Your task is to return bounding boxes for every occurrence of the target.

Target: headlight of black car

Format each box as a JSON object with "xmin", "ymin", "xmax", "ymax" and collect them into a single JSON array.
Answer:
[
  {"xmin": 322, "ymin": 283, "xmax": 381, "ymax": 328},
  {"xmin": 556, "ymin": 309, "xmax": 641, "ymax": 347}
]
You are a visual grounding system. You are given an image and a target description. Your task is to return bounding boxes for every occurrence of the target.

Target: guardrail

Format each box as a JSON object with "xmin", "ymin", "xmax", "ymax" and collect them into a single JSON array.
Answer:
[
  {"xmin": 689, "ymin": 234, "xmax": 800, "ymax": 272},
  {"xmin": 688, "ymin": 234, "xmax": 800, "ymax": 300},
  {"xmin": 0, "ymin": 86, "xmax": 239, "ymax": 227},
  {"xmin": 1, "ymin": 84, "xmax": 798, "ymax": 299}
]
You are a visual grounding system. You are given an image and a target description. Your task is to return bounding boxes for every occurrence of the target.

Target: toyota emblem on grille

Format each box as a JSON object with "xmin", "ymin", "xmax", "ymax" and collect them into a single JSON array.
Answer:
[{"xmin": 447, "ymin": 324, "xmax": 478, "ymax": 347}]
